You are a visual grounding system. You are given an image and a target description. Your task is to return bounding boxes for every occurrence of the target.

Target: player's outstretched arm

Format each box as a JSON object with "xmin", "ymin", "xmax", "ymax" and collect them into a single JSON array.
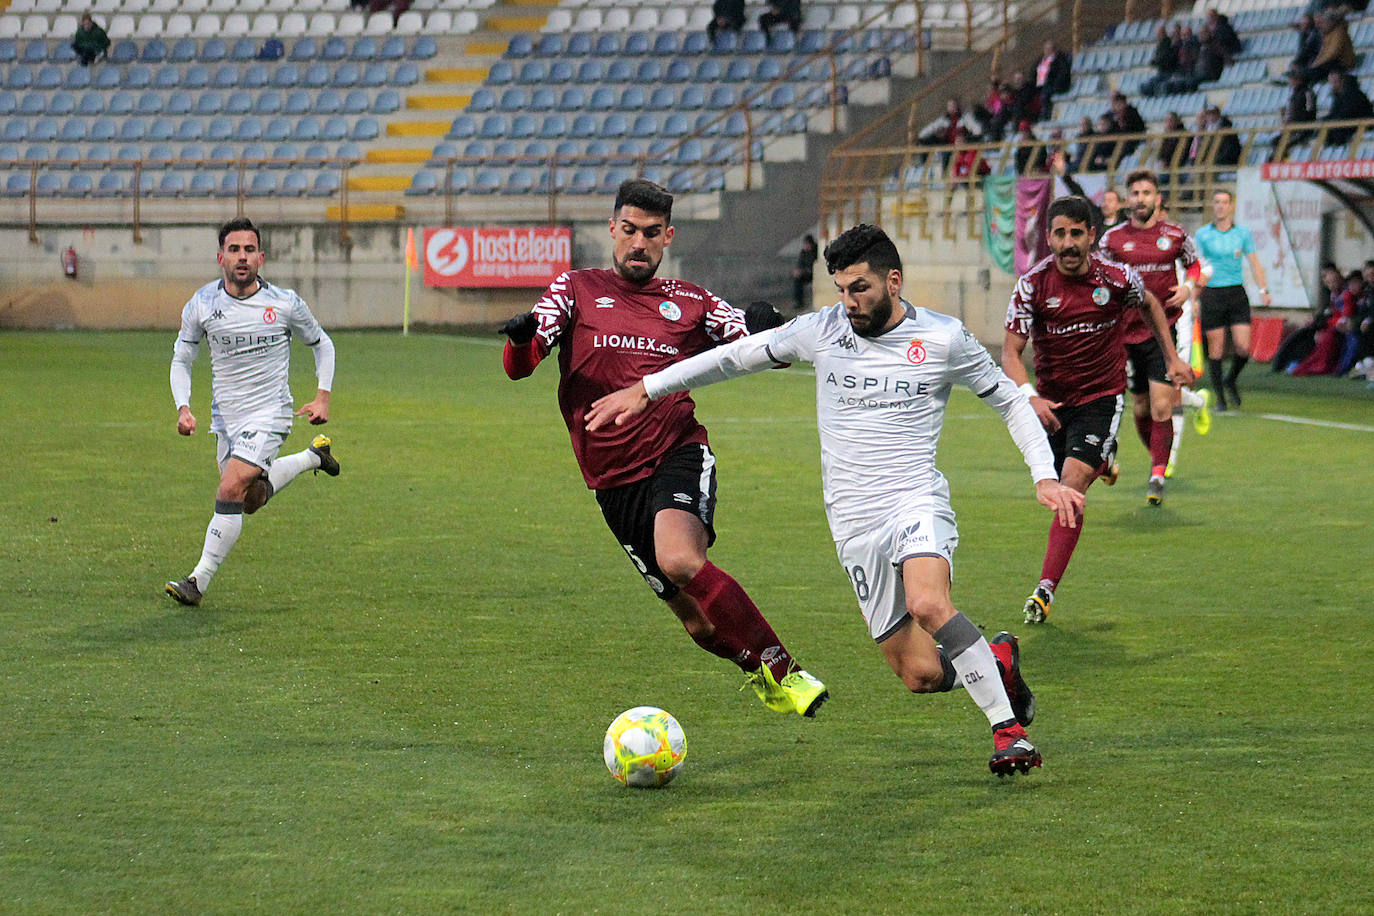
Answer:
[
  {"xmin": 499, "ymin": 311, "xmax": 544, "ymax": 380},
  {"xmin": 297, "ymin": 388, "xmax": 330, "ymax": 425},
  {"xmin": 1034, "ymin": 478, "xmax": 1084, "ymax": 528},
  {"xmin": 586, "ymin": 381, "xmax": 650, "ymax": 431}
]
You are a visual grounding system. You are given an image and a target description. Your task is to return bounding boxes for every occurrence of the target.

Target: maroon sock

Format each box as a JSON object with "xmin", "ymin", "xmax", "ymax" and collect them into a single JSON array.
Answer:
[
  {"xmin": 1134, "ymin": 413, "xmax": 1152, "ymax": 448},
  {"xmin": 682, "ymin": 561, "xmax": 792, "ymax": 680},
  {"xmin": 1149, "ymin": 419, "xmax": 1173, "ymax": 474},
  {"xmin": 1039, "ymin": 510, "xmax": 1084, "ymax": 589}
]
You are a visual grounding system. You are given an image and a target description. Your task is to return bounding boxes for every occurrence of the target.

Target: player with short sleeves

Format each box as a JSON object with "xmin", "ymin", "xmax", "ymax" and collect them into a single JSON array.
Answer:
[
  {"xmin": 1003, "ymin": 196, "xmax": 1193, "ymax": 625},
  {"xmin": 164, "ymin": 217, "xmax": 340, "ymax": 607},
  {"xmin": 588, "ymin": 224, "xmax": 1084, "ymax": 777},
  {"xmin": 1101, "ymin": 170, "xmax": 1214, "ymax": 494},
  {"xmin": 498, "ymin": 179, "xmax": 827, "ymax": 719},
  {"xmin": 1195, "ymin": 189, "xmax": 1271, "ymax": 410}
]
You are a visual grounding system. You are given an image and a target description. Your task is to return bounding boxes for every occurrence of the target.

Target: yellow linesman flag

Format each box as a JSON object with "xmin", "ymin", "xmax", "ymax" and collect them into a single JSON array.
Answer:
[{"xmin": 405, "ymin": 227, "xmax": 419, "ymax": 271}]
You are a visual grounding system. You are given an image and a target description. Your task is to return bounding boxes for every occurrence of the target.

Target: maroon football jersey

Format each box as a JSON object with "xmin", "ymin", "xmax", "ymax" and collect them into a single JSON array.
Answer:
[
  {"xmin": 1100, "ymin": 219, "xmax": 1199, "ymax": 344},
  {"xmin": 528, "ymin": 268, "xmax": 746, "ymax": 489},
  {"xmin": 1005, "ymin": 252, "xmax": 1146, "ymax": 407}
]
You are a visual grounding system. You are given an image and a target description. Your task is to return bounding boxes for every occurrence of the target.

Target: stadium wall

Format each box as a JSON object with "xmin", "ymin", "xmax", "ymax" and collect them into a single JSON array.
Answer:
[{"xmin": 0, "ymin": 222, "xmax": 628, "ymax": 331}]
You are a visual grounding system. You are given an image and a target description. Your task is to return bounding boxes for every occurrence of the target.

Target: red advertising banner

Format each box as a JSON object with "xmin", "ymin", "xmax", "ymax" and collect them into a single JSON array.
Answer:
[
  {"xmin": 422, "ymin": 227, "xmax": 572, "ymax": 288},
  {"xmin": 1260, "ymin": 160, "xmax": 1374, "ymax": 181}
]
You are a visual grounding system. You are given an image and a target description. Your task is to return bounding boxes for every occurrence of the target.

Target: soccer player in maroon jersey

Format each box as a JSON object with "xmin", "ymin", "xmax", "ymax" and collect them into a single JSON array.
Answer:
[
  {"xmin": 498, "ymin": 179, "xmax": 828, "ymax": 716},
  {"xmin": 1002, "ymin": 196, "xmax": 1194, "ymax": 624},
  {"xmin": 1101, "ymin": 170, "xmax": 1211, "ymax": 504}
]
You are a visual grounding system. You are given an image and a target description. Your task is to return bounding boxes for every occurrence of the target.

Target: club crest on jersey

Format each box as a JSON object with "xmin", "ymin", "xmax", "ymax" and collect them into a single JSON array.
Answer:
[
  {"xmin": 595, "ymin": 296, "xmax": 616, "ymax": 308},
  {"xmin": 1156, "ymin": 236, "xmax": 1171, "ymax": 250},
  {"xmin": 658, "ymin": 300, "xmax": 681, "ymax": 321},
  {"xmin": 262, "ymin": 306, "xmax": 277, "ymax": 324},
  {"xmin": 1092, "ymin": 286, "xmax": 1110, "ymax": 306},
  {"xmin": 906, "ymin": 338, "xmax": 927, "ymax": 364}
]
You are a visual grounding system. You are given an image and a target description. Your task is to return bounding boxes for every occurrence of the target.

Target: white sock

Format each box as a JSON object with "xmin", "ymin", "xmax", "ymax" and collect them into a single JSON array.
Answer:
[
  {"xmin": 933, "ymin": 613, "xmax": 1015, "ymax": 728},
  {"xmin": 266, "ymin": 448, "xmax": 320, "ymax": 497},
  {"xmin": 1180, "ymin": 387, "xmax": 1204, "ymax": 409},
  {"xmin": 190, "ymin": 502, "xmax": 243, "ymax": 591},
  {"xmin": 1169, "ymin": 412, "xmax": 1183, "ymax": 466}
]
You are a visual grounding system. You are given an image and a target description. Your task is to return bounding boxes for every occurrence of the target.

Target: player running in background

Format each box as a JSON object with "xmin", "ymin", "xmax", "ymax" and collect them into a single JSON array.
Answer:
[
  {"xmin": 165, "ymin": 217, "xmax": 339, "ymax": 607},
  {"xmin": 1003, "ymin": 196, "xmax": 1193, "ymax": 625},
  {"xmin": 588, "ymin": 224, "xmax": 1082, "ymax": 777},
  {"xmin": 1195, "ymin": 189, "xmax": 1271, "ymax": 410},
  {"xmin": 498, "ymin": 179, "xmax": 827, "ymax": 718},
  {"xmin": 1101, "ymin": 170, "xmax": 1212, "ymax": 503}
]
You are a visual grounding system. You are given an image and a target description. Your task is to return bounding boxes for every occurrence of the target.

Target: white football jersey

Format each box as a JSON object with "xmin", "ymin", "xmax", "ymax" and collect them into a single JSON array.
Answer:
[
  {"xmin": 644, "ymin": 301, "xmax": 1056, "ymax": 540},
  {"xmin": 175, "ymin": 278, "xmax": 328, "ymax": 434}
]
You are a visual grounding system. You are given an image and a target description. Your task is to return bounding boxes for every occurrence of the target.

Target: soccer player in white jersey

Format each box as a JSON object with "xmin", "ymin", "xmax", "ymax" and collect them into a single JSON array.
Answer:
[
  {"xmin": 587, "ymin": 224, "xmax": 1083, "ymax": 777},
  {"xmin": 164, "ymin": 217, "xmax": 340, "ymax": 607}
]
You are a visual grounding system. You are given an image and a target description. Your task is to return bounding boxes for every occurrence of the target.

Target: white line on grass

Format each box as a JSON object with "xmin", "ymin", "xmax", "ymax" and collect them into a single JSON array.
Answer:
[{"xmin": 1250, "ymin": 413, "xmax": 1374, "ymax": 433}]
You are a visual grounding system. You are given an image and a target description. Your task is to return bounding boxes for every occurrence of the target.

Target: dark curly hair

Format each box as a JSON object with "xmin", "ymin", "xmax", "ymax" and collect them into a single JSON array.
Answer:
[
  {"xmin": 613, "ymin": 178, "xmax": 673, "ymax": 222},
  {"xmin": 822, "ymin": 224, "xmax": 902, "ymax": 276}
]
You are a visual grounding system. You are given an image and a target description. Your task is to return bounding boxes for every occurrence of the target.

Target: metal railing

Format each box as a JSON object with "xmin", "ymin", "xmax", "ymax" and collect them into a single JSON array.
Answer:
[{"xmin": 819, "ymin": 118, "xmax": 1374, "ymax": 241}]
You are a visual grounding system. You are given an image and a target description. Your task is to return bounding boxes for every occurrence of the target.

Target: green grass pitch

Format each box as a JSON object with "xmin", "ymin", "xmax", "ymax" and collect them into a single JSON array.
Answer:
[{"xmin": 2, "ymin": 330, "xmax": 1371, "ymax": 913}]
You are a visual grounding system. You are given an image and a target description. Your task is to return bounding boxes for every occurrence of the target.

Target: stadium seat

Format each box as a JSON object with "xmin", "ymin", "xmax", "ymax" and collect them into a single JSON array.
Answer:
[
  {"xmin": 53, "ymin": 141, "xmax": 82, "ymax": 165},
  {"xmin": 321, "ymin": 36, "xmax": 346, "ymax": 61},
  {"xmin": 623, "ymin": 33, "xmax": 650, "ymax": 56},
  {"xmin": 564, "ymin": 33, "xmax": 591, "ymax": 56},
  {"xmin": 350, "ymin": 117, "xmax": 379, "ymax": 141},
  {"xmin": 575, "ymin": 60, "xmax": 603, "ymax": 83},
  {"xmin": 508, "ymin": 114, "xmax": 536, "ymax": 140},
  {"xmin": 409, "ymin": 35, "xmax": 436, "ymax": 60},
  {"xmin": 136, "ymin": 92, "xmax": 163, "ymax": 115},
  {"xmin": 448, "ymin": 113, "xmax": 477, "ymax": 139},
  {"xmin": 292, "ymin": 117, "xmax": 321, "ymax": 141},
  {"xmin": 619, "ymin": 86, "xmax": 647, "ymax": 110},
  {"xmin": 183, "ymin": 172, "xmax": 214, "ymax": 195},
  {"xmin": 602, "ymin": 113, "xmax": 628, "ymax": 138},
  {"xmin": 332, "ymin": 62, "xmax": 361, "ymax": 88},
  {"xmin": 2, "ymin": 120, "xmax": 26, "ymax": 142},
  {"xmin": 538, "ymin": 113, "xmax": 568, "ymax": 139},
  {"xmin": 569, "ymin": 114, "xmax": 597, "ymax": 139},
  {"xmin": 629, "ymin": 114, "xmax": 659, "ymax": 138},
  {"xmin": 92, "ymin": 171, "xmax": 123, "ymax": 197},
  {"xmin": 29, "ymin": 116, "xmax": 57, "ymax": 142},
  {"xmin": 18, "ymin": 90, "xmax": 44, "ymax": 115},
  {"xmin": 146, "ymin": 119, "xmax": 174, "ymax": 142},
  {"xmin": 321, "ymin": 116, "xmax": 348, "ymax": 141},
  {"xmin": 224, "ymin": 92, "xmax": 252, "ymax": 115},
  {"xmin": 587, "ymin": 87, "xmax": 614, "ymax": 111}
]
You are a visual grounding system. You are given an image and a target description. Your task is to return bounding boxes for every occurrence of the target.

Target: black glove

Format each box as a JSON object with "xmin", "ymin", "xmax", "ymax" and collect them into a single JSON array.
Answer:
[
  {"xmin": 498, "ymin": 312, "xmax": 538, "ymax": 345},
  {"xmin": 744, "ymin": 300, "xmax": 784, "ymax": 335}
]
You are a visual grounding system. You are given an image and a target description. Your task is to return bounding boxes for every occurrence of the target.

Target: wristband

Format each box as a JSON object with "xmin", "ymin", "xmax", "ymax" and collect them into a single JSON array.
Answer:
[
  {"xmin": 1019, "ymin": 383, "xmax": 1038, "ymax": 399},
  {"xmin": 1258, "ymin": 288, "xmax": 1268, "ymax": 294}
]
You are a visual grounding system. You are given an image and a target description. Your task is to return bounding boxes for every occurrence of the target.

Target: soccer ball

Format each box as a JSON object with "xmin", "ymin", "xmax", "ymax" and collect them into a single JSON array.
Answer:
[{"xmin": 603, "ymin": 706, "xmax": 687, "ymax": 788}]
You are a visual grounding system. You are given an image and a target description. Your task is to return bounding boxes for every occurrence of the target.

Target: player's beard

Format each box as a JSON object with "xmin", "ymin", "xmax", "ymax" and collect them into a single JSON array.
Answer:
[
  {"xmin": 1133, "ymin": 202, "xmax": 1155, "ymax": 223},
  {"xmin": 613, "ymin": 250, "xmax": 659, "ymax": 285},
  {"xmin": 849, "ymin": 289, "xmax": 896, "ymax": 337}
]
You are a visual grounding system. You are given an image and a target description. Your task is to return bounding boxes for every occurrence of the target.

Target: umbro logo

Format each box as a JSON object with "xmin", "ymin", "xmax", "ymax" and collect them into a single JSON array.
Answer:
[
  {"xmin": 836, "ymin": 333, "xmax": 858, "ymax": 351},
  {"xmin": 210, "ymin": 309, "xmax": 225, "ymax": 320},
  {"xmin": 672, "ymin": 492, "xmax": 693, "ymax": 504},
  {"xmin": 595, "ymin": 296, "xmax": 616, "ymax": 308}
]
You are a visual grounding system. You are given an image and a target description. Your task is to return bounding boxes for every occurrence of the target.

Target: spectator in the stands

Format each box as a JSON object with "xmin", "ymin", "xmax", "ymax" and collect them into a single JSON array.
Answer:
[
  {"xmin": 1291, "ymin": 265, "xmax": 1357, "ymax": 376},
  {"xmin": 1072, "ymin": 115, "xmax": 1096, "ymax": 167},
  {"xmin": 1109, "ymin": 91, "xmax": 1146, "ymax": 155},
  {"xmin": 758, "ymin": 0, "xmax": 802, "ymax": 36},
  {"xmin": 1348, "ymin": 260, "xmax": 1374, "ymax": 381},
  {"xmin": 1272, "ymin": 68, "xmax": 1318, "ymax": 155},
  {"xmin": 72, "ymin": 13, "xmax": 110, "ymax": 66},
  {"xmin": 364, "ymin": 0, "xmax": 411, "ymax": 24},
  {"xmin": 707, "ymin": 0, "xmax": 745, "ymax": 43},
  {"xmin": 1190, "ymin": 105, "xmax": 1241, "ymax": 167},
  {"xmin": 918, "ymin": 98, "xmax": 983, "ymax": 145},
  {"xmin": 1014, "ymin": 121, "xmax": 1049, "ymax": 175},
  {"xmin": 990, "ymin": 70, "xmax": 1039, "ymax": 140},
  {"xmin": 1034, "ymin": 40, "xmax": 1072, "ymax": 120},
  {"xmin": 1174, "ymin": 24, "xmax": 1201, "ymax": 84},
  {"xmin": 1141, "ymin": 23, "xmax": 1180, "ymax": 97},
  {"xmin": 1290, "ymin": 13, "xmax": 1323, "ymax": 74},
  {"xmin": 1158, "ymin": 111, "xmax": 1188, "ymax": 171},
  {"xmin": 1205, "ymin": 9, "xmax": 1243, "ymax": 57},
  {"xmin": 1085, "ymin": 113, "xmax": 1118, "ymax": 171},
  {"xmin": 1100, "ymin": 188, "xmax": 1124, "ymax": 229},
  {"xmin": 1192, "ymin": 23, "xmax": 1231, "ymax": 85},
  {"xmin": 1324, "ymin": 69, "xmax": 1374, "ymax": 145},
  {"xmin": 1304, "ymin": 11, "xmax": 1355, "ymax": 83}
]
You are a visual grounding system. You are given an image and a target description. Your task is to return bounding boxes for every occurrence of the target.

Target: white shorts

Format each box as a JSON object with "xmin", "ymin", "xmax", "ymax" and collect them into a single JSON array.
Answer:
[
  {"xmin": 215, "ymin": 427, "xmax": 287, "ymax": 474},
  {"xmin": 833, "ymin": 501, "xmax": 959, "ymax": 643}
]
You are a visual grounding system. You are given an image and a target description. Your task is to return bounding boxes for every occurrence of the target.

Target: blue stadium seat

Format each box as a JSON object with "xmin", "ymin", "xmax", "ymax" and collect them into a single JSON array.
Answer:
[
  {"xmin": 219, "ymin": 173, "xmax": 241, "ymax": 195},
  {"xmin": 606, "ymin": 59, "xmax": 633, "ymax": 82},
  {"xmin": 647, "ymin": 87, "xmax": 675, "ymax": 111},
  {"xmin": 665, "ymin": 60, "xmax": 692, "ymax": 83},
  {"xmin": 666, "ymin": 170, "xmax": 694, "ymax": 194},
  {"xmin": 535, "ymin": 34, "xmax": 561, "ymax": 57},
  {"xmin": 406, "ymin": 169, "xmax": 438, "ymax": 195},
  {"xmin": 23, "ymin": 143, "xmax": 51, "ymax": 163},
  {"xmin": 333, "ymin": 62, "xmax": 360, "ymax": 87},
  {"xmin": 392, "ymin": 62, "xmax": 418, "ymax": 86},
  {"xmin": 0, "ymin": 90, "xmax": 14, "ymax": 115},
  {"xmin": 538, "ymin": 113, "xmax": 567, "ymax": 139},
  {"xmin": 320, "ymin": 36, "xmax": 347, "ymax": 61},
  {"xmin": 350, "ymin": 117, "xmax": 379, "ymax": 140},
  {"xmin": 225, "ymin": 91, "xmax": 252, "ymax": 115},
  {"xmin": 623, "ymin": 33, "xmax": 650, "ymax": 56},
  {"xmin": 503, "ymin": 168, "xmax": 536, "ymax": 194},
  {"xmin": 243, "ymin": 63, "xmax": 270, "ymax": 89},
  {"xmin": 594, "ymin": 34, "xmax": 620, "ymax": 56},
  {"xmin": 63, "ymin": 66, "xmax": 90, "ymax": 89},
  {"xmin": 147, "ymin": 119, "xmax": 174, "ymax": 142},
  {"xmin": 169, "ymin": 38, "xmax": 197, "ymax": 63},
  {"xmin": 352, "ymin": 36, "xmax": 378, "ymax": 61},
  {"xmin": 341, "ymin": 89, "xmax": 369, "ymax": 114},
  {"xmin": 302, "ymin": 143, "xmax": 331, "ymax": 163},
  {"xmin": 428, "ymin": 140, "xmax": 458, "ymax": 164},
  {"xmin": 212, "ymin": 65, "xmax": 239, "ymax": 89},
  {"xmin": 58, "ymin": 118, "xmax": 86, "ymax": 142},
  {"xmin": 246, "ymin": 171, "xmax": 276, "ymax": 196},
  {"xmin": 618, "ymin": 86, "xmax": 646, "ymax": 110},
  {"xmin": 18, "ymin": 90, "xmax": 45, "ymax": 115},
  {"xmin": 193, "ymin": 92, "xmax": 222, "ymax": 116},
  {"xmin": 93, "ymin": 172, "xmax": 124, "ymax": 197},
  {"xmin": 674, "ymin": 138, "xmax": 704, "ymax": 164},
  {"xmin": 712, "ymin": 31, "xmax": 739, "ymax": 53},
  {"xmin": 468, "ymin": 88, "xmax": 496, "ymax": 113},
  {"xmin": 602, "ymin": 113, "xmax": 629, "ymax": 137},
  {"xmin": 629, "ymin": 113, "xmax": 659, "ymax": 138},
  {"xmin": 378, "ymin": 35, "xmax": 405, "ymax": 61},
  {"xmin": 76, "ymin": 90, "xmax": 103, "ymax": 115},
  {"xmin": 90, "ymin": 117, "xmax": 117, "ymax": 142},
  {"xmin": 472, "ymin": 168, "xmax": 501, "ymax": 194},
  {"xmin": 304, "ymin": 63, "xmax": 330, "ymax": 88},
  {"xmin": 767, "ymin": 30, "xmax": 796, "ymax": 53},
  {"xmin": 569, "ymin": 114, "xmax": 597, "ymax": 139},
  {"xmin": 556, "ymin": 87, "xmax": 585, "ymax": 111},
  {"xmin": 283, "ymin": 89, "xmax": 311, "ymax": 115},
  {"xmin": 508, "ymin": 114, "xmax": 536, "ymax": 139},
  {"xmin": 519, "ymin": 140, "xmax": 549, "ymax": 165},
  {"xmin": 575, "ymin": 60, "xmax": 603, "ymax": 83},
  {"xmin": 505, "ymin": 34, "xmax": 533, "ymax": 58},
  {"xmin": 201, "ymin": 38, "xmax": 228, "ymax": 62},
  {"xmin": 140, "ymin": 39, "xmax": 166, "ymax": 63},
  {"xmin": 187, "ymin": 172, "xmax": 216, "ymax": 196},
  {"xmin": 0, "ymin": 39, "xmax": 16, "ymax": 64},
  {"xmin": 315, "ymin": 88, "xmax": 343, "ymax": 114},
  {"xmin": 566, "ymin": 167, "xmax": 597, "ymax": 194},
  {"xmin": 448, "ymin": 113, "xmax": 478, "ymax": 139},
  {"xmin": 254, "ymin": 90, "xmax": 283, "ymax": 115},
  {"xmin": 722, "ymin": 112, "xmax": 748, "ymax": 136},
  {"xmin": 680, "ymin": 31, "xmax": 709, "ymax": 55},
  {"xmin": 565, "ymin": 33, "xmax": 592, "ymax": 56},
  {"xmin": 146, "ymin": 142, "xmax": 175, "ymax": 166},
  {"xmin": 49, "ymin": 90, "xmax": 76, "ymax": 116},
  {"xmin": 53, "ymin": 142, "xmax": 82, "ymax": 166},
  {"xmin": 359, "ymin": 61, "xmax": 389, "ymax": 87},
  {"xmin": 694, "ymin": 59, "xmax": 722, "ymax": 82},
  {"xmin": 208, "ymin": 143, "xmax": 236, "ymax": 162},
  {"xmin": 269, "ymin": 142, "xmax": 298, "ymax": 166},
  {"xmin": 725, "ymin": 59, "xmax": 751, "ymax": 81},
  {"xmin": 553, "ymin": 139, "xmax": 581, "ymax": 162},
  {"xmin": 587, "ymin": 87, "xmax": 614, "ymax": 111},
  {"xmin": 546, "ymin": 60, "xmax": 573, "ymax": 85},
  {"xmin": 517, "ymin": 60, "xmax": 545, "ymax": 84},
  {"xmin": 3, "ymin": 173, "xmax": 29, "ymax": 196},
  {"xmin": 652, "ymin": 34, "xmax": 681, "ymax": 57},
  {"xmin": 321, "ymin": 116, "xmax": 349, "ymax": 141},
  {"xmin": 528, "ymin": 87, "xmax": 555, "ymax": 112},
  {"xmin": 231, "ymin": 38, "xmax": 258, "ymax": 61},
  {"xmin": 409, "ymin": 35, "xmax": 436, "ymax": 59},
  {"xmin": 156, "ymin": 172, "xmax": 186, "ymax": 195},
  {"xmin": 498, "ymin": 87, "xmax": 528, "ymax": 112},
  {"xmin": 34, "ymin": 64, "xmax": 61, "ymax": 89},
  {"xmin": 152, "ymin": 65, "xmax": 179, "ymax": 90},
  {"xmin": 707, "ymin": 86, "xmax": 737, "ymax": 109},
  {"xmin": 635, "ymin": 60, "xmax": 662, "ymax": 83},
  {"xmin": 177, "ymin": 142, "xmax": 205, "ymax": 162},
  {"xmin": 289, "ymin": 38, "xmax": 318, "ymax": 61},
  {"xmin": 111, "ymin": 40, "xmax": 138, "ymax": 65},
  {"xmin": 264, "ymin": 117, "xmax": 293, "ymax": 142},
  {"xmin": 663, "ymin": 113, "xmax": 690, "ymax": 137},
  {"xmin": 755, "ymin": 58, "xmax": 783, "ymax": 82},
  {"xmin": 582, "ymin": 139, "xmax": 611, "ymax": 163},
  {"xmin": 92, "ymin": 66, "xmax": 121, "ymax": 90},
  {"xmin": 280, "ymin": 170, "xmax": 309, "ymax": 196},
  {"xmin": 764, "ymin": 84, "xmax": 796, "ymax": 109},
  {"xmin": 184, "ymin": 64, "xmax": 210, "ymax": 90},
  {"xmin": 204, "ymin": 119, "xmax": 231, "ymax": 142},
  {"xmin": 463, "ymin": 140, "xmax": 489, "ymax": 160},
  {"xmin": 2, "ymin": 120, "xmax": 26, "ymax": 142},
  {"xmin": 136, "ymin": 91, "xmax": 163, "ymax": 115},
  {"xmin": 19, "ymin": 42, "xmax": 45, "ymax": 64},
  {"xmin": 488, "ymin": 60, "xmax": 514, "ymax": 85},
  {"xmin": 30, "ymin": 117, "xmax": 58, "ymax": 142}
]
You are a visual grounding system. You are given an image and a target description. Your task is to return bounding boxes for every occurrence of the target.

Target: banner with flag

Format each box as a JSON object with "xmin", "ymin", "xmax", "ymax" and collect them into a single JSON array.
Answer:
[
  {"xmin": 981, "ymin": 174, "xmax": 1016, "ymax": 273},
  {"xmin": 1014, "ymin": 177, "xmax": 1052, "ymax": 275}
]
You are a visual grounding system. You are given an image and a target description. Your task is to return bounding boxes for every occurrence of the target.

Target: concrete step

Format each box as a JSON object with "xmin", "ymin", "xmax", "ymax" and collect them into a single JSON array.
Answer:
[
  {"xmin": 366, "ymin": 148, "xmax": 431, "ymax": 164},
  {"xmin": 348, "ymin": 175, "xmax": 412, "ymax": 192},
  {"xmin": 424, "ymin": 67, "xmax": 488, "ymax": 83},
  {"xmin": 326, "ymin": 203, "xmax": 405, "ymax": 221},
  {"xmin": 484, "ymin": 14, "xmax": 546, "ymax": 31},
  {"xmin": 407, "ymin": 93, "xmax": 472, "ymax": 110},
  {"xmin": 386, "ymin": 120, "xmax": 450, "ymax": 137}
]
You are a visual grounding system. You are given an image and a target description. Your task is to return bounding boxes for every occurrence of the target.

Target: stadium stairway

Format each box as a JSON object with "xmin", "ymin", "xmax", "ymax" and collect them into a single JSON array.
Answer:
[{"xmin": 339, "ymin": 1, "xmax": 562, "ymax": 218}]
